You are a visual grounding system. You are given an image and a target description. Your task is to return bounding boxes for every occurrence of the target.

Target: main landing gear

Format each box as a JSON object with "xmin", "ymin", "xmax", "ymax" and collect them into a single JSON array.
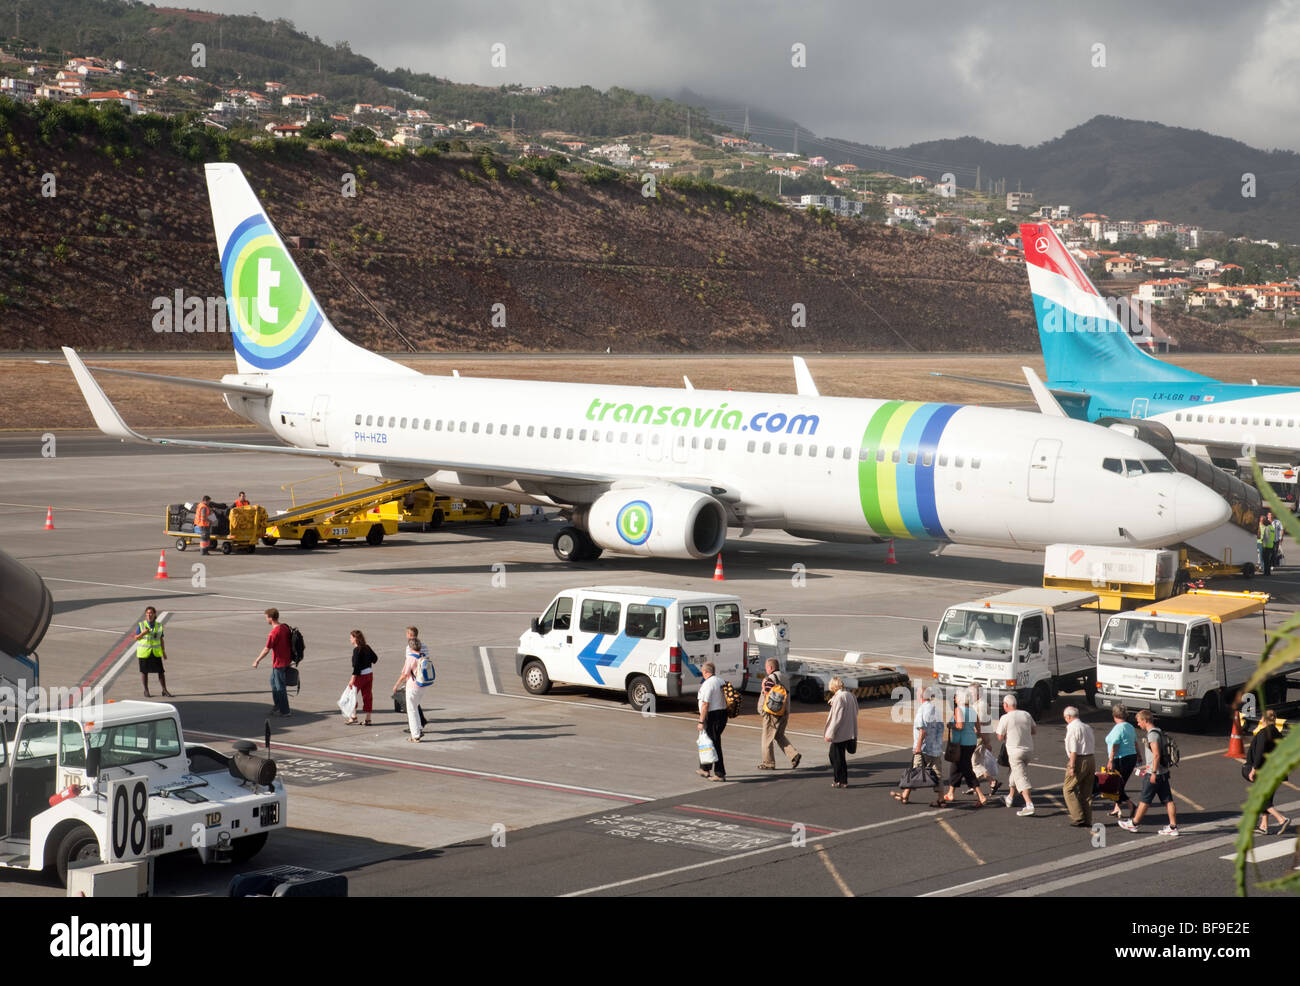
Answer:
[{"xmin": 552, "ymin": 525, "xmax": 603, "ymax": 562}]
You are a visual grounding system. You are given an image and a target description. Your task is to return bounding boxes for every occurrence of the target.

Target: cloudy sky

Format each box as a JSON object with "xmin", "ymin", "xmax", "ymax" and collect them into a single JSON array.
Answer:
[{"xmin": 190, "ymin": 0, "xmax": 1300, "ymax": 151}]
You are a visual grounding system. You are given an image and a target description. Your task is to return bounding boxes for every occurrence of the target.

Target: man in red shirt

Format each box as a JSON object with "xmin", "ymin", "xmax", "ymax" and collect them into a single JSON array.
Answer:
[{"xmin": 252, "ymin": 607, "xmax": 292, "ymax": 716}]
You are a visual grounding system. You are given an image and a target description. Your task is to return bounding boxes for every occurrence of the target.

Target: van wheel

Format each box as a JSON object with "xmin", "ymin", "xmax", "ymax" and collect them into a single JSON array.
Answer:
[
  {"xmin": 365, "ymin": 524, "xmax": 385, "ymax": 546},
  {"xmin": 54, "ymin": 824, "xmax": 100, "ymax": 886},
  {"xmin": 300, "ymin": 529, "xmax": 319, "ymax": 550},
  {"xmin": 521, "ymin": 660, "xmax": 551, "ymax": 695},
  {"xmin": 229, "ymin": 831, "xmax": 268, "ymax": 863},
  {"xmin": 1029, "ymin": 682, "xmax": 1051, "ymax": 721},
  {"xmin": 627, "ymin": 675, "xmax": 655, "ymax": 712}
]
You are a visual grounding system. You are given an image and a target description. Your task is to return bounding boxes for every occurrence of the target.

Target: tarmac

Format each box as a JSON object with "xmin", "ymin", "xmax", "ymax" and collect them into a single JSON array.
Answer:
[{"xmin": 3, "ymin": 432, "xmax": 1300, "ymax": 897}]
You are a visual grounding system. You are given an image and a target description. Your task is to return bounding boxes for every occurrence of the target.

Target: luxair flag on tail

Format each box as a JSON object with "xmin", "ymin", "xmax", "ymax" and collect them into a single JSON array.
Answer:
[
  {"xmin": 203, "ymin": 163, "xmax": 413, "ymax": 378},
  {"xmin": 857, "ymin": 401, "xmax": 959, "ymax": 540},
  {"xmin": 1020, "ymin": 223, "xmax": 1212, "ymax": 388}
]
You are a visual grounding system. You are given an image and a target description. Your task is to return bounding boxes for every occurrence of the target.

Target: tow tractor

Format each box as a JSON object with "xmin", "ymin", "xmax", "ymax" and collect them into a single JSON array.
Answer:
[
  {"xmin": 0, "ymin": 546, "xmax": 286, "ymax": 886},
  {"xmin": 744, "ymin": 609, "xmax": 909, "ymax": 703},
  {"xmin": 1093, "ymin": 588, "xmax": 1299, "ymax": 729}
]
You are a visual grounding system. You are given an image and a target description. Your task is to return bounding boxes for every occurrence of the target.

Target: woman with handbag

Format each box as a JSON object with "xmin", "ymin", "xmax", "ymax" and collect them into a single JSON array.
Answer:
[
  {"xmin": 1103, "ymin": 704, "xmax": 1138, "ymax": 818},
  {"xmin": 938, "ymin": 688, "xmax": 988, "ymax": 807},
  {"xmin": 1245, "ymin": 710, "xmax": 1290, "ymax": 835},
  {"xmin": 345, "ymin": 629, "xmax": 378, "ymax": 726},
  {"xmin": 824, "ymin": 677, "xmax": 859, "ymax": 789}
]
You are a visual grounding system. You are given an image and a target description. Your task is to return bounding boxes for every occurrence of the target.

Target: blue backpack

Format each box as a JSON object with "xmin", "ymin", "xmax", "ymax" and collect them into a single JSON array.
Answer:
[{"xmin": 415, "ymin": 653, "xmax": 436, "ymax": 688}]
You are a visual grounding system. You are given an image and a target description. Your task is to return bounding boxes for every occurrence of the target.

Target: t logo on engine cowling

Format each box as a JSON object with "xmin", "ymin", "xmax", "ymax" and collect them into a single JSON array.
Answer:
[{"xmin": 616, "ymin": 500, "xmax": 653, "ymax": 545}]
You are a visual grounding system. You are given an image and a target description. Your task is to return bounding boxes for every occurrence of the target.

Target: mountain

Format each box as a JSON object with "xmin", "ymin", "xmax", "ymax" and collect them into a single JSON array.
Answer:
[{"xmin": 0, "ymin": 101, "xmax": 1259, "ymax": 355}]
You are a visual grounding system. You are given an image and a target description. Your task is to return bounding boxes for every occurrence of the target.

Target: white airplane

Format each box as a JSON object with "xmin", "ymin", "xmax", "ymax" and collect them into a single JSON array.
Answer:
[{"xmin": 61, "ymin": 163, "xmax": 1231, "ymax": 562}]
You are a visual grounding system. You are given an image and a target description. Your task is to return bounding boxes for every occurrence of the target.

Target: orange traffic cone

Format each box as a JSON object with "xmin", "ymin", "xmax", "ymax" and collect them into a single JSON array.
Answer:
[
  {"xmin": 885, "ymin": 539, "xmax": 898, "ymax": 565},
  {"xmin": 43, "ymin": 506, "xmax": 54, "ymax": 530},
  {"xmin": 154, "ymin": 549, "xmax": 169, "ymax": 580},
  {"xmin": 712, "ymin": 553, "xmax": 725, "ymax": 581},
  {"xmin": 1225, "ymin": 710, "xmax": 1246, "ymax": 758}
]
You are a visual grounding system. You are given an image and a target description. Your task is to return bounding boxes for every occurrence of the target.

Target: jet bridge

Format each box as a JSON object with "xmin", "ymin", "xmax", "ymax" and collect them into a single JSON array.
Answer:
[{"xmin": 0, "ymin": 547, "xmax": 50, "ymax": 692}]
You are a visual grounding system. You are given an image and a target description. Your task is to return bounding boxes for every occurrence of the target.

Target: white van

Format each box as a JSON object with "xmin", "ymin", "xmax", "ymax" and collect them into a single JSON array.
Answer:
[{"xmin": 516, "ymin": 586, "xmax": 746, "ymax": 709}]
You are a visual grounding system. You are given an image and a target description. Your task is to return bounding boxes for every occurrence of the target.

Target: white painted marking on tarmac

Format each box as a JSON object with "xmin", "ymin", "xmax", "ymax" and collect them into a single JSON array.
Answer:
[
  {"xmin": 44, "ymin": 576, "xmax": 363, "ymax": 612},
  {"xmin": 563, "ymin": 807, "xmax": 949, "ymax": 897},
  {"xmin": 1219, "ymin": 840, "xmax": 1297, "ymax": 863},
  {"xmin": 191, "ymin": 729, "xmax": 651, "ymax": 802},
  {"xmin": 815, "ymin": 843, "xmax": 854, "ymax": 897},
  {"xmin": 479, "ymin": 645, "xmax": 499, "ymax": 695},
  {"xmin": 922, "ymin": 797, "xmax": 1300, "ymax": 897},
  {"xmin": 0, "ymin": 501, "xmax": 151, "ymax": 518},
  {"xmin": 48, "ymin": 623, "xmax": 129, "ymax": 635}
]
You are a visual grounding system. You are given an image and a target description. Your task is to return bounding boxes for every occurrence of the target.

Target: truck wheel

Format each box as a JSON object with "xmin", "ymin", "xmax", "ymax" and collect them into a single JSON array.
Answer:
[
  {"xmin": 221, "ymin": 541, "xmax": 233, "ymax": 555},
  {"xmin": 261, "ymin": 536, "xmax": 278, "ymax": 547},
  {"xmin": 54, "ymin": 824, "xmax": 100, "ymax": 886},
  {"xmin": 795, "ymin": 678, "xmax": 823, "ymax": 704},
  {"xmin": 493, "ymin": 505, "xmax": 510, "ymax": 526},
  {"xmin": 1195, "ymin": 691, "xmax": 1221, "ymax": 733},
  {"xmin": 176, "ymin": 538, "xmax": 188, "ymax": 551},
  {"xmin": 1173, "ymin": 569, "xmax": 1191, "ymax": 595},
  {"xmin": 1030, "ymin": 682, "xmax": 1051, "ymax": 721},
  {"xmin": 365, "ymin": 524, "xmax": 385, "ymax": 546},
  {"xmin": 229, "ymin": 831, "xmax": 269, "ymax": 863},
  {"xmin": 627, "ymin": 675, "xmax": 655, "ymax": 712},
  {"xmin": 428, "ymin": 509, "xmax": 444, "ymax": 531},
  {"xmin": 521, "ymin": 659, "xmax": 551, "ymax": 695},
  {"xmin": 300, "ymin": 529, "xmax": 319, "ymax": 550}
]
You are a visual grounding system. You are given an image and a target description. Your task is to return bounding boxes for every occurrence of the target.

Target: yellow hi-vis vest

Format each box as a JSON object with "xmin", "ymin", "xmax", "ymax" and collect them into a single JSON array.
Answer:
[
  {"xmin": 137, "ymin": 620, "xmax": 163, "ymax": 658},
  {"xmin": 1261, "ymin": 523, "xmax": 1277, "ymax": 549}
]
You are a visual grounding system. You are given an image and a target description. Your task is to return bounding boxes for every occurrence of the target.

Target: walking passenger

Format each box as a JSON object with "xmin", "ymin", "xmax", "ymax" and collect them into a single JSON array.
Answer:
[
  {"xmin": 251, "ymin": 607, "xmax": 292, "ymax": 717},
  {"xmin": 1245, "ymin": 710, "xmax": 1290, "ymax": 836},
  {"xmin": 696, "ymin": 662, "xmax": 727, "ymax": 781},
  {"xmin": 824, "ymin": 676, "xmax": 858, "ymax": 789},
  {"xmin": 394, "ymin": 636, "xmax": 430, "ymax": 742},
  {"xmin": 757, "ymin": 658, "xmax": 801, "ymax": 770},
  {"xmin": 940, "ymin": 688, "xmax": 987, "ymax": 807},
  {"xmin": 893, "ymin": 684, "xmax": 944, "ymax": 805},
  {"xmin": 1104, "ymin": 704, "xmax": 1138, "ymax": 819},
  {"xmin": 345, "ymin": 629, "xmax": 378, "ymax": 726},
  {"xmin": 1063, "ymin": 706, "xmax": 1096, "ymax": 826},
  {"xmin": 996, "ymin": 693, "xmax": 1036, "ymax": 816},
  {"xmin": 1119, "ymin": 710, "xmax": 1179, "ymax": 836}
]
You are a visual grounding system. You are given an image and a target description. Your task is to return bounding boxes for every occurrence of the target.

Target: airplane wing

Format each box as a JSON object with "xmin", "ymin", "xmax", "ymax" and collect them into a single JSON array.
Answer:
[
  {"xmin": 62, "ymin": 348, "xmax": 617, "ymax": 488},
  {"xmin": 38, "ymin": 357, "xmax": 273, "ymax": 398},
  {"xmin": 927, "ymin": 371, "xmax": 1091, "ymax": 403},
  {"xmin": 793, "ymin": 356, "xmax": 820, "ymax": 397}
]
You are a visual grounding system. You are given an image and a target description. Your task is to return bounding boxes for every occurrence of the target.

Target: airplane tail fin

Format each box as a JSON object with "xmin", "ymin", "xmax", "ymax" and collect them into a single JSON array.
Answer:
[
  {"xmin": 1019, "ymin": 223, "xmax": 1212, "ymax": 387},
  {"xmin": 204, "ymin": 163, "xmax": 414, "ymax": 377}
]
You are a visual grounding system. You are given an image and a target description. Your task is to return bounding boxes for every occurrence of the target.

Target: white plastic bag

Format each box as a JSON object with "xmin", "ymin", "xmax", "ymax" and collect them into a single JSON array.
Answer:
[
  {"xmin": 338, "ymin": 684, "xmax": 358, "ymax": 719},
  {"xmin": 972, "ymin": 744, "xmax": 998, "ymax": 780},
  {"xmin": 697, "ymin": 732, "xmax": 718, "ymax": 765}
]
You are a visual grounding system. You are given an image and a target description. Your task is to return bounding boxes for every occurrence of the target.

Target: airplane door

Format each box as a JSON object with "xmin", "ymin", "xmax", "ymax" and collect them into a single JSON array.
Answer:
[
  {"xmin": 310, "ymin": 395, "xmax": 330, "ymax": 447},
  {"xmin": 1028, "ymin": 438, "xmax": 1062, "ymax": 503},
  {"xmin": 1130, "ymin": 398, "xmax": 1149, "ymax": 419},
  {"xmin": 646, "ymin": 432, "xmax": 664, "ymax": 463},
  {"xmin": 670, "ymin": 432, "xmax": 688, "ymax": 464}
]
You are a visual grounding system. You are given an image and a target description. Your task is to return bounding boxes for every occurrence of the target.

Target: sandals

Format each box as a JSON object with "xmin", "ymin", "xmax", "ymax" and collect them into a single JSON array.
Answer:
[
  {"xmin": 344, "ymin": 718, "xmax": 359, "ymax": 725},
  {"xmin": 756, "ymin": 764, "xmax": 776, "ymax": 770},
  {"xmin": 930, "ymin": 800, "xmax": 950, "ymax": 808},
  {"xmin": 890, "ymin": 790, "xmax": 910, "ymax": 803}
]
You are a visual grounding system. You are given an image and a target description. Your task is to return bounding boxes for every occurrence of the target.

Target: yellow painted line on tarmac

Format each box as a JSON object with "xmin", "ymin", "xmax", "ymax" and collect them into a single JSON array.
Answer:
[
  {"xmin": 1174, "ymin": 790, "xmax": 1205, "ymax": 811},
  {"xmin": 814, "ymin": 843, "xmax": 854, "ymax": 897},
  {"xmin": 936, "ymin": 816, "xmax": 985, "ymax": 866}
]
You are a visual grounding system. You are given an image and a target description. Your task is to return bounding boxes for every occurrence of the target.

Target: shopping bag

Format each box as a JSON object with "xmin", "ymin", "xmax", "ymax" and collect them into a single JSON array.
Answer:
[
  {"xmin": 1096, "ymin": 767, "xmax": 1123, "ymax": 801},
  {"xmin": 337, "ymin": 684, "xmax": 358, "ymax": 719},
  {"xmin": 697, "ymin": 732, "xmax": 718, "ymax": 765}
]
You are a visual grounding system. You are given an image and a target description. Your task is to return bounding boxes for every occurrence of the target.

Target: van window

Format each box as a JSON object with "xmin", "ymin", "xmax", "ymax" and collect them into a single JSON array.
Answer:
[
  {"xmin": 539, "ymin": 596, "xmax": 573, "ymax": 634},
  {"xmin": 714, "ymin": 603, "xmax": 740, "ymax": 639},
  {"xmin": 579, "ymin": 599, "xmax": 621, "ymax": 635},
  {"xmin": 59, "ymin": 721, "xmax": 86, "ymax": 768},
  {"xmin": 15, "ymin": 720, "xmax": 58, "ymax": 760},
  {"xmin": 87, "ymin": 718, "xmax": 181, "ymax": 768},
  {"xmin": 626, "ymin": 604, "xmax": 666, "ymax": 640},
  {"xmin": 683, "ymin": 605, "xmax": 711, "ymax": 641}
]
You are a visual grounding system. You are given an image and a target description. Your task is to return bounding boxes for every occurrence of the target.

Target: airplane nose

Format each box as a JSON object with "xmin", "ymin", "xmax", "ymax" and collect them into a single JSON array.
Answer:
[{"xmin": 1174, "ymin": 475, "xmax": 1230, "ymax": 538}]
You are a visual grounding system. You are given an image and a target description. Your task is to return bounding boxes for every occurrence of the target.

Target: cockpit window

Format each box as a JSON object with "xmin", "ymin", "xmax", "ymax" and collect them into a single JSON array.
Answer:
[
  {"xmin": 1103, "ymin": 458, "xmax": 1122, "ymax": 474},
  {"xmin": 1142, "ymin": 459, "xmax": 1175, "ymax": 473},
  {"xmin": 1123, "ymin": 459, "xmax": 1145, "ymax": 477}
]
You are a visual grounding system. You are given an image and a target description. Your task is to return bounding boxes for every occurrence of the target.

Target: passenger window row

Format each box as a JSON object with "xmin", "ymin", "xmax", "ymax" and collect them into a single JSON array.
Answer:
[
  {"xmin": 349, "ymin": 413, "xmax": 730, "ymax": 450},
  {"xmin": 1175, "ymin": 412, "xmax": 1296, "ymax": 428}
]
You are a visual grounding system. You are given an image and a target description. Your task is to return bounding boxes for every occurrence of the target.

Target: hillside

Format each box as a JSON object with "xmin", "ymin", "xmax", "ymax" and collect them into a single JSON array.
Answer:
[{"xmin": 0, "ymin": 101, "xmax": 1260, "ymax": 355}]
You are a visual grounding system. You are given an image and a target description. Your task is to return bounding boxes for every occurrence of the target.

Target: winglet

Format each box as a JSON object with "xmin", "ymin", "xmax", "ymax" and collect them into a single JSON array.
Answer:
[
  {"xmin": 683, "ymin": 375, "xmax": 694, "ymax": 391},
  {"xmin": 62, "ymin": 347, "xmax": 147, "ymax": 442},
  {"xmin": 793, "ymin": 356, "xmax": 820, "ymax": 397},
  {"xmin": 1022, "ymin": 366, "xmax": 1068, "ymax": 417}
]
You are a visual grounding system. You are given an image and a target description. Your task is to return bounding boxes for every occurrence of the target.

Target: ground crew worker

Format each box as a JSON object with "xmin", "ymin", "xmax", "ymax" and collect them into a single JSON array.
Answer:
[
  {"xmin": 195, "ymin": 495, "xmax": 214, "ymax": 556},
  {"xmin": 134, "ymin": 606, "xmax": 173, "ymax": 698},
  {"xmin": 233, "ymin": 491, "xmax": 250, "ymax": 508}
]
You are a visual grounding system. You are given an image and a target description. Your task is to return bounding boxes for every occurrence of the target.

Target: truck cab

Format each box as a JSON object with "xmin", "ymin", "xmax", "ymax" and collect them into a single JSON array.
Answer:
[
  {"xmin": 926, "ymin": 589, "xmax": 1101, "ymax": 720},
  {"xmin": 1095, "ymin": 589, "xmax": 1275, "ymax": 728},
  {"xmin": 0, "ymin": 701, "xmax": 285, "ymax": 885}
]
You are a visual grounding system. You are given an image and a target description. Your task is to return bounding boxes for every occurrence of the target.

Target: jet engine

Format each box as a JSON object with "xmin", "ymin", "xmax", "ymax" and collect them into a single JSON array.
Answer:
[{"xmin": 578, "ymin": 488, "xmax": 728, "ymax": 559}]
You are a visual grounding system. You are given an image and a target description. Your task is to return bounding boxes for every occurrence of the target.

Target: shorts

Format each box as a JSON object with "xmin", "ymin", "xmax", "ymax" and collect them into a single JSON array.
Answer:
[
  {"xmin": 1139, "ymin": 772, "xmax": 1173, "ymax": 805},
  {"xmin": 138, "ymin": 655, "xmax": 164, "ymax": 674},
  {"xmin": 1007, "ymin": 750, "xmax": 1033, "ymax": 792}
]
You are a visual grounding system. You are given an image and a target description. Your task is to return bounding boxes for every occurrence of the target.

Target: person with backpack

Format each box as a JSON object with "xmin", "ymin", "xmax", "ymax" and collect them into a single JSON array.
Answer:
[
  {"xmin": 345, "ymin": 629, "xmax": 378, "ymax": 726},
  {"xmin": 251, "ymin": 607, "xmax": 293, "ymax": 717},
  {"xmin": 1119, "ymin": 709, "xmax": 1179, "ymax": 836},
  {"xmin": 394, "ymin": 635, "xmax": 434, "ymax": 742},
  {"xmin": 1244, "ymin": 710, "xmax": 1290, "ymax": 836},
  {"xmin": 824, "ymin": 676, "xmax": 859, "ymax": 789},
  {"xmin": 695, "ymin": 662, "xmax": 728, "ymax": 782},
  {"xmin": 757, "ymin": 658, "xmax": 801, "ymax": 771}
]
